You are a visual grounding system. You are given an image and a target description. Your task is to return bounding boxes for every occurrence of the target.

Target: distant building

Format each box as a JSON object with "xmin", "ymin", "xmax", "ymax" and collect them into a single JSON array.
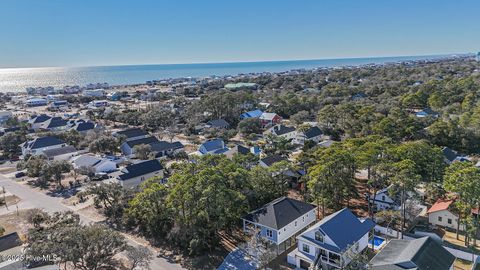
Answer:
[
  {"xmin": 240, "ymin": 109, "xmax": 264, "ymax": 120},
  {"xmin": 83, "ymin": 89, "xmax": 105, "ymax": 97},
  {"xmin": 114, "ymin": 128, "xmax": 150, "ymax": 142},
  {"xmin": 224, "ymin": 82, "xmax": 258, "ymax": 90},
  {"xmin": 266, "ymin": 125, "xmax": 297, "ymax": 140},
  {"xmin": 25, "ymin": 98, "xmax": 48, "ymax": 107},
  {"xmin": 0, "ymin": 111, "xmax": 13, "ymax": 124},
  {"xmin": 21, "ymin": 136, "xmax": 66, "ymax": 156},
  {"xmin": 259, "ymin": 112, "xmax": 282, "ymax": 128},
  {"xmin": 72, "ymin": 154, "xmax": 117, "ymax": 173},
  {"xmin": 206, "ymin": 119, "xmax": 230, "ymax": 129},
  {"xmin": 476, "ymin": 52, "xmax": 480, "ymax": 62},
  {"xmin": 198, "ymin": 138, "xmax": 229, "ymax": 155},
  {"xmin": 88, "ymin": 100, "xmax": 108, "ymax": 108}
]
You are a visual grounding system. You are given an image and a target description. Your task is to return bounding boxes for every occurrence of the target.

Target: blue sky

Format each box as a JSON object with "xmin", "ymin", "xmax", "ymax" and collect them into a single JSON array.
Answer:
[{"xmin": 1, "ymin": 0, "xmax": 479, "ymax": 68}]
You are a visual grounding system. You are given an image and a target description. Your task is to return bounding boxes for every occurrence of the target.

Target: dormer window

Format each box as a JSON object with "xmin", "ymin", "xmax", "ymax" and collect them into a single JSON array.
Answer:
[{"xmin": 315, "ymin": 231, "xmax": 324, "ymax": 242}]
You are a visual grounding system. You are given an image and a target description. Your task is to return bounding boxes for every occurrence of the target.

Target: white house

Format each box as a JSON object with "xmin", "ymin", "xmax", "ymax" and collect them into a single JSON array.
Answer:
[
  {"xmin": 266, "ymin": 125, "xmax": 297, "ymax": 140},
  {"xmin": 427, "ymin": 199, "xmax": 464, "ymax": 231},
  {"xmin": 242, "ymin": 197, "xmax": 316, "ymax": 249},
  {"xmin": 83, "ymin": 89, "xmax": 105, "ymax": 97},
  {"xmin": 294, "ymin": 126, "xmax": 323, "ymax": 145},
  {"xmin": 116, "ymin": 159, "xmax": 164, "ymax": 189},
  {"xmin": 287, "ymin": 208, "xmax": 375, "ymax": 270},
  {"xmin": 368, "ymin": 187, "xmax": 400, "ymax": 211},
  {"xmin": 21, "ymin": 136, "xmax": 67, "ymax": 156},
  {"xmin": 41, "ymin": 146, "xmax": 79, "ymax": 161},
  {"xmin": 113, "ymin": 128, "xmax": 150, "ymax": 142},
  {"xmin": 72, "ymin": 154, "xmax": 117, "ymax": 173}
]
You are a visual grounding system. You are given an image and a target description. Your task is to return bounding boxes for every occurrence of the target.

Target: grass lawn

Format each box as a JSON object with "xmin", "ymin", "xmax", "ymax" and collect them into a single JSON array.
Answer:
[{"xmin": 443, "ymin": 230, "xmax": 480, "ymax": 252}]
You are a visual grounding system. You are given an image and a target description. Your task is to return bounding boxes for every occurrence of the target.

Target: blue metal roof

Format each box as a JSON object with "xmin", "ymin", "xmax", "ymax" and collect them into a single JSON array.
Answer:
[
  {"xmin": 240, "ymin": 109, "xmax": 263, "ymax": 119},
  {"xmin": 306, "ymin": 208, "xmax": 375, "ymax": 252}
]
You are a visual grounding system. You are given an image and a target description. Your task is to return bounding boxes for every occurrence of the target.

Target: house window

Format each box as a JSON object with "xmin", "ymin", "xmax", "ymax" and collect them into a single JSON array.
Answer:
[
  {"xmin": 302, "ymin": 244, "xmax": 310, "ymax": 253},
  {"xmin": 315, "ymin": 231, "xmax": 324, "ymax": 242},
  {"xmin": 382, "ymin": 195, "xmax": 386, "ymax": 201},
  {"xmin": 295, "ymin": 221, "xmax": 297, "ymax": 227},
  {"xmin": 303, "ymin": 216, "xmax": 305, "ymax": 223},
  {"xmin": 448, "ymin": 218, "xmax": 452, "ymax": 224},
  {"xmin": 266, "ymin": 229, "xmax": 273, "ymax": 238},
  {"xmin": 438, "ymin": 216, "xmax": 442, "ymax": 222}
]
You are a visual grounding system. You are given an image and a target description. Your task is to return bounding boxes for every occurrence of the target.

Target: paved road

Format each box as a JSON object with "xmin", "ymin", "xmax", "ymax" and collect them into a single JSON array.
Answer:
[{"xmin": 0, "ymin": 175, "xmax": 185, "ymax": 270}]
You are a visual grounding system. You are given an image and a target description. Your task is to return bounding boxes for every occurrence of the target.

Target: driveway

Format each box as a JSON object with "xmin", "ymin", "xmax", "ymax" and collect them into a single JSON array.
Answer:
[
  {"xmin": 0, "ymin": 175, "xmax": 185, "ymax": 270},
  {"xmin": 217, "ymin": 248, "xmax": 257, "ymax": 270}
]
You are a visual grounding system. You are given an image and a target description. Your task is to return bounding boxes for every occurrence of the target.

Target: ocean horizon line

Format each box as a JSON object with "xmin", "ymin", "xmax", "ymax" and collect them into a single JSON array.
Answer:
[
  {"xmin": 0, "ymin": 53, "xmax": 471, "ymax": 93},
  {"xmin": 0, "ymin": 52, "xmax": 468, "ymax": 71}
]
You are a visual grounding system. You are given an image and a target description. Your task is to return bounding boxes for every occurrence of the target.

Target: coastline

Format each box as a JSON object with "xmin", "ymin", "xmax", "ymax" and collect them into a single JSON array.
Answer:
[{"xmin": 0, "ymin": 53, "xmax": 467, "ymax": 93}]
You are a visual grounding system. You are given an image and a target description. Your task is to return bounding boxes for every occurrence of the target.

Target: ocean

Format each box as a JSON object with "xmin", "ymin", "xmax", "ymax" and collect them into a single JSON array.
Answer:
[{"xmin": 0, "ymin": 54, "xmax": 452, "ymax": 93}]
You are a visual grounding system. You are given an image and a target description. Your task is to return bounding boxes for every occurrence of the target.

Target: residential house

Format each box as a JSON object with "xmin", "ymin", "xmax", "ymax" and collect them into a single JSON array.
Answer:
[
  {"xmin": 294, "ymin": 126, "xmax": 323, "ymax": 145},
  {"xmin": 39, "ymin": 117, "xmax": 68, "ymax": 131},
  {"xmin": 41, "ymin": 146, "xmax": 78, "ymax": 161},
  {"xmin": 259, "ymin": 154, "xmax": 287, "ymax": 168},
  {"xmin": 83, "ymin": 89, "xmax": 105, "ymax": 97},
  {"xmin": 72, "ymin": 122, "xmax": 95, "ymax": 134},
  {"xmin": 368, "ymin": 186, "xmax": 400, "ymax": 211},
  {"xmin": 223, "ymin": 145, "xmax": 260, "ymax": 159},
  {"xmin": 416, "ymin": 108, "xmax": 439, "ymax": 118},
  {"xmin": 28, "ymin": 114, "xmax": 52, "ymax": 130},
  {"xmin": 114, "ymin": 128, "xmax": 150, "ymax": 142},
  {"xmin": 240, "ymin": 109, "xmax": 263, "ymax": 120},
  {"xmin": 151, "ymin": 141, "xmax": 184, "ymax": 158},
  {"xmin": 206, "ymin": 119, "xmax": 230, "ymax": 129},
  {"xmin": 242, "ymin": 197, "xmax": 316, "ymax": 249},
  {"xmin": 72, "ymin": 154, "xmax": 117, "ymax": 173},
  {"xmin": 369, "ymin": 237, "xmax": 455, "ymax": 270},
  {"xmin": 259, "ymin": 112, "xmax": 282, "ymax": 128},
  {"xmin": 116, "ymin": 159, "xmax": 164, "ymax": 189},
  {"xmin": 25, "ymin": 98, "xmax": 48, "ymax": 107},
  {"xmin": 267, "ymin": 125, "xmax": 297, "ymax": 141},
  {"xmin": 288, "ymin": 208, "xmax": 375, "ymax": 270},
  {"xmin": 0, "ymin": 111, "xmax": 12, "ymax": 124},
  {"xmin": 427, "ymin": 199, "xmax": 464, "ymax": 231},
  {"xmin": 120, "ymin": 136, "xmax": 159, "ymax": 156},
  {"xmin": 198, "ymin": 139, "xmax": 229, "ymax": 155},
  {"xmin": 21, "ymin": 136, "xmax": 66, "ymax": 156},
  {"xmin": 351, "ymin": 93, "xmax": 367, "ymax": 101},
  {"xmin": 88, "ymin": 100, "xmax": 108, "ymax": 108}
]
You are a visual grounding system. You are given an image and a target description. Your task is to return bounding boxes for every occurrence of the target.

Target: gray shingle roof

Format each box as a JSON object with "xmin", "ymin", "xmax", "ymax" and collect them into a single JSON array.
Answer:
[
  {"xmin": 42, "ymin": 146, "xmax": 77, "ymax": 158},
  {"xmin": 73, "ymin": 155, "xmax": 102, "ymax": 167},
  {"xmin": 0, "ymin": 232, "xmax": 21, "ymax": 252},
  {"xmin": 260, "ymin": 155, "xmax": 286, "ymax": 167},
  {"xmin": 26, "ymin": 136, "xmax": 65, "ymax": 149},
  {"xmin": 115, "ymin": 128, "xmax": 149, "ymax": 139},
  {"xmin": 271, "ymin": 125, "xmax": 296, "ymax": 136},
  {"xmin": 304, "ymin": 126, "xmax": 322, "ymax": 139},
  {"xmin": 370, "ymin": 237, "xmax": 455, "ymax": 270},
  {"xmin": 118, "ymin": 159, "xmax": 163, "ymax": 181},
  {"xmin": 126, "ymin": 136, "xmax": 159, "ymax": 148},
  {"xmin": 207, "ymin": 119, "xmax": 230, "ymax": 128},
  {"xmin": 243, "ymin": 197, "xmax": 316, "ymax": 230}
]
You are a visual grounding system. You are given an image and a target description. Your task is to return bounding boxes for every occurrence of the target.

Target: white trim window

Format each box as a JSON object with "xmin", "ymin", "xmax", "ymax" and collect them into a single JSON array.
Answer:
[{"xmin": 266, "ymin": 229, "xmax": 273, "ymax": 238}]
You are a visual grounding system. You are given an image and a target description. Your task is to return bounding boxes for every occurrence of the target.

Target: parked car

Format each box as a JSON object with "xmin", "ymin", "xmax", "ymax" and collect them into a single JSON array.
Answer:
[{"xmin": 15, "ymin": 171, "xmax": 25, "ymax": 178}]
